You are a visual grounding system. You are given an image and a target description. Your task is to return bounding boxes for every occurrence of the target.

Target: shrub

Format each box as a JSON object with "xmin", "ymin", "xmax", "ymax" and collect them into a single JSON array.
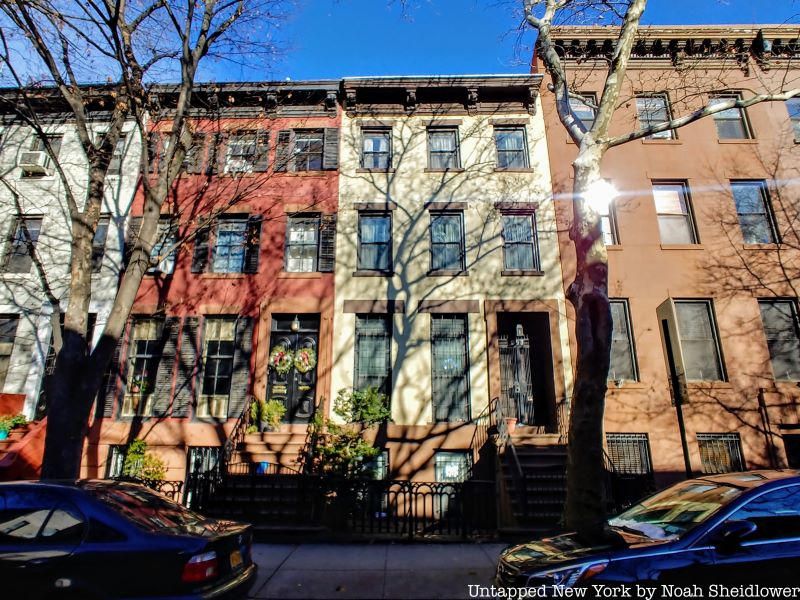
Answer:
[
  {"xmin": 122, "ymin": 439, "xmax": 167, "ymax": 481},
  {"xmin": 0, "ymin": 414, "xmax": 27, "ymax": 433},
  {"xmin": 333, "ymin": 387, "xmax": 391, "ymax": 426}
]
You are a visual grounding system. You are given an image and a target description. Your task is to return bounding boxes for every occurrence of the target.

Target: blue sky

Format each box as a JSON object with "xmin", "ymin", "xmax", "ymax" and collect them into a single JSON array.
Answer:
[{"xmin": 209, "ymin": 0, "xmax": 800, "ymax": 81}]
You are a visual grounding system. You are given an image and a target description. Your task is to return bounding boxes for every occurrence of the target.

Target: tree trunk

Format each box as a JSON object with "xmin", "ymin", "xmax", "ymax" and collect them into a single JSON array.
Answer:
[{"xmin": 564, "ymin": 143, "xmax": 613, "ymax": 540}]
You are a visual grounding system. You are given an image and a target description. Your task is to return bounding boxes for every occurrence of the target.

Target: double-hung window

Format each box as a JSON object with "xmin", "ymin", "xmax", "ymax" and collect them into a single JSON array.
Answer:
[
  {"xmin": 636, "ymin": 95, "xmax": 673, "ymax": 139},
  {"xmin": 674, "ymin": 300, "xmax": 725, "ymax": 381},
  {"xmin": 122, "ymin": 318, "xmax": 161, "ymax": 417},
  {"xmin": 285, "ymin": 215, "xmax": 320, "ymax": 272},
  {"xmin": 362, "ymin": 129, "xmax": 391, "ymax": 169},
  {"xmin": 697, "ymin": 433, "xmax": 745, "ymax": 474},
  {"xmin": 358, "ymin": 213, "xmax": 391, "ymax": 272},
  {"xmin": 225, "ymin": 131, "xmax": 267, "ymax": 173},
  {"xmin": 4, "ymin": 216, "xmax": 43, "ymax": 273},
  {"xmin": 431, "ymin": 314, "xmax": 470, "ymax": 422},
  {"xmin": 149, "ymin": 219, "xmax": 178, "ymax": 274},
  {"xmin": 429, "ymin": 212, "xmax": 464, "ymax": 272},
  {"xmin": 731, "ymin": 181, "xmax": 777, "ymax": 244},
  {"xmin": 0, "ymin": 315, "xmax": 18, "ymax": 390},
  {"xmin": 710, "ymin": 94, "xmax": 751, "ymax": 139},
  {"xmin": 434, "ymin": 451, "xmax": 470, "ymax": 483},
  {"xmin": 501, "ymin": 213, "xmax": 539, "ymax": 271},
  {"xmin": 212, "ymin": 217, "xmax": 248, "ymax": 273},
  {"xmin": 22, "ymin": 134, "xmax": 62, "ymax": 177},
  {"xmin": 758, "ymin": 300, "xmax": 800, "ymax": 381},
  {"xmin": 569, "ymin": 94, "xmax": 596, "ymax": 130},
  {"xmin": 427, "ymin": 128, "xmax": 460, "ymax": 169},
  {"xmin": 354, "ymin": 315, "xmax": 392, "ymax": 396},
  {"xmin": 91, "ymin": 216, "xmax": 110, "ymax": 273},
  {"xmin": 787, "ymin": 98, "xmax": 800, "ymax": 142},
  {"xmin": 108, "ymin": 134, "xmax": 127, "ymax": 174},
  {"xmin": 652, "ymin": 182, "xmax": 697, "ymax": 245},
  {"xmin": 294, "ymin": 130, "xmax": 324, "ymax": 171},
  {"xmin": 199, "ymin": 318, "xmax": 236, "ymax": 418},
  {"xmin": 494, "ymin": 127, "xmax": 528, "ymax": 169},
  {"xmin": 609, "ymin": 300, "xmax": 637, "ymax": 382}
]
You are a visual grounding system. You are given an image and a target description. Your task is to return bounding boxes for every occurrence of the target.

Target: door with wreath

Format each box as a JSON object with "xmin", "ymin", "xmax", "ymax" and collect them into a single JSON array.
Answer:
[{"xmin": 266, "ymin": 315, "xmax": 319, "ymax": 423}]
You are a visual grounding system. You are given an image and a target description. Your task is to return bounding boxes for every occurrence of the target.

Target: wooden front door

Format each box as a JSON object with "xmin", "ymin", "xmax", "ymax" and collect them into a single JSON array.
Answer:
[{"xmin": 266, "ymin": 315, "xmax": 319, "ymax": 423}]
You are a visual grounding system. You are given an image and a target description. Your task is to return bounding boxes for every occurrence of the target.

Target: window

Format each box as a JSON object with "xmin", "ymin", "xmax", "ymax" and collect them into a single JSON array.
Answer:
[
  {"xmin": 652, "ymin": 182, "xmax": 697, "ymax": 245},
  {"xmin": 710, "ymin": 94, "xmax": 751, "ymax": 139},
  {"xmin": 362, "ymin": 129, "xmax": 391, "ymax": 169},
  {"xmin": 501, "ymin": 214, "xmax": 539, "ymax": 271},
  {"xmin": 212, "ymin": 217, "xmax": 247, "ymax": 273},
  {"xmin": 674, "ymin": 300, "xmax": 725, "ymax": 381},
  {"xmin": 606, "ymin": 433, "xmax": 653, "ymax": 475},
  {"xmin": 636, "ymin": 95, "xmax": 673, "ymax": 139},
  {"xmin": 285, "ymin": 215, "xmax": 320, "ymax": 273},
  {"xmin": 429, "ymin": 212, "xmax": 465, "ymax": 272},
  {"xmin": 293, "ymin": 130, "xmax": 324, "ymax": 171},
  {"xmin": 108, "ymin": 134, "xmax": 127, "ymax": 174},
  {"xmin": 362, "ymin": 450, "xmax": 389, "ymax": 480},
  {"xmin": 494, "ymin": 127, "xmax": 528, "ymax": 169},
  {"xmin": 569, "ymin": 94, "xmax": 596, "ymax": 130},
  {"xmin": 354, "ymin": 315, "xmax": 391, "ymax": 396},
  {"xmin": 600, "ymin": 200, "xmax": 618, "ymax": 245},
  {"xmin": 0, "ymin": 490, "xmax": 85, "ymax": 545},
  {"xmin": 434, "ymin": 451, "xmax": 470, "ymax": 482},
  {"xmin": 758, "ymin": 300, "xmax": 800, "ymax": 381},
  {"xmin": 697, "ymin": 433, "xmax": 745, "ymax": 474},
  {"xmin": 91, "ymin": 216, "xmax": 110, "ymax": 273},
  {"xmin": 4, "ymin": 216, "xmax": 43, "ymax": 273},
  {"xmin": 225, "ymin": 131, "xmax": 267, "ymax": 173},
  {"xmin": 199, "ymin": 318, "xmax": 236, "ymax": 418},
  {"xmin": 609, "ymin": 300, "xmax": 637, "ymax": 381},
  {"xmin": 106, "ymin": 445, "xmax": 126, "ymax": 478},
  {"xmin": 0, "ymin": 316, "xmax": 18, "ymax": 390},
  {"xmin": 358, "ymin": 213, "xmax": 391, "ymax": 272},
  {"xmin": 731, "ymin": 181, "xmax": 777, "ymax": 244},
  {"xmin": 431, "ymin": 314, "xmax": 470, "ymax": 422},
  {"xmin": 22, "ymin": 134, "xmax": 62, "ymax": 177},
  {"xmin": 187, "ymin": 446, "xmax": 222, "ymax": 475},
  {"xmin": 122, "ymin": 318, "xmax": 161, "ymax": 417},
  {"xmin": 724, "ymin": 485, "xmax": 800, "ymax": 542},
  {"xmin": 427, "ymin": 128, "xmax": 460, "ymax": 169},
  {"xmin": 149, "ymin": 219, "xmax": 177, "ymax": 274},
  {"xmin": 787, "ymin": 98, "xmax": 800, "ymax": 142}
]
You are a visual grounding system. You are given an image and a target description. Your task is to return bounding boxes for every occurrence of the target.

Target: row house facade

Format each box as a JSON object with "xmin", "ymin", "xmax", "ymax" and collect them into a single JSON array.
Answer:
[{"xmin": 538, "ymin": 25, "xmax": 800, "ymax": 485}]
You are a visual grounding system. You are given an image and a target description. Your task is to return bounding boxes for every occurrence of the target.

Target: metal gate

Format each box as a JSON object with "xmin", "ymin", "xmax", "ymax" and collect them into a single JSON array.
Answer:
[{"xmin": 499, "ymin": 324, "xmax": 535, "ymax": 425}]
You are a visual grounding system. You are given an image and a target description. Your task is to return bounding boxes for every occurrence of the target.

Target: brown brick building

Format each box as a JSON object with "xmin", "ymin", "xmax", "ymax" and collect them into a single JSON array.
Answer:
[{"xmin": 537, "ymin": 25, "xmax": 800, "ymax": 485}]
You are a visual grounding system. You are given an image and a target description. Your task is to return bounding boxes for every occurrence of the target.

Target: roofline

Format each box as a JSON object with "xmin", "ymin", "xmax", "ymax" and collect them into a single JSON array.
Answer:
[
  {"xmin": 551, "ymin": 24, "xmax": 800, "ymax": 40},
  {"xmin": 342, "ymin": 74, "xmax": 543, "ymax": 89}
]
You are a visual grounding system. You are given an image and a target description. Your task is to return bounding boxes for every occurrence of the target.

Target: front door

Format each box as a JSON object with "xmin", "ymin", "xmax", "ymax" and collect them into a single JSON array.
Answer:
[
  {"xmin": 266, "ymin": 315, "xmax": 320, "ymax": 423},
  {"xmin": 499, "ymin": 323, "xmax": 535, "ymax": 425}
]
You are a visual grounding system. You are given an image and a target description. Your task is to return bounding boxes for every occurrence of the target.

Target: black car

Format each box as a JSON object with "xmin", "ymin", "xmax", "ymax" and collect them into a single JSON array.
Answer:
[
  {"xmin": 0, "ymin": 480, "xmax": 256, "ymax": 600},
  {"xmin": 497, "ymin": 470, "xmax": 800, "ymax": 589}
]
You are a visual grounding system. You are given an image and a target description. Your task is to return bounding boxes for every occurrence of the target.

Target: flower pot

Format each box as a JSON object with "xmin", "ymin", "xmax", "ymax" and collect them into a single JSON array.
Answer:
[
  {"xmin": 504, "ymin": 417, "xmax": 518, "ymax": 435},
  {"xmin": 0, "ymin": 429, "xmax": 8, "ymax": 441},
  {"xmin": 259, "ymin": 420, "xmax": 270, "ymax": 433}
]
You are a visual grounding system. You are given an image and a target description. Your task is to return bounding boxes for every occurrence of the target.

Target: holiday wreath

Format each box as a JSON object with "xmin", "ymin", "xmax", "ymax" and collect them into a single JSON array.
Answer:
[{"xmin": 269, "ymin": 346, "xmax": 294, "ymax": 375}]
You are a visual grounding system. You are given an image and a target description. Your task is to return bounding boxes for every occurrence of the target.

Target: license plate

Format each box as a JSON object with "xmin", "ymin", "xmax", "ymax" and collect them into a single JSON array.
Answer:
[{"xmin": 230, "ymin": 550, "xmax": 243, "ymax": 570}]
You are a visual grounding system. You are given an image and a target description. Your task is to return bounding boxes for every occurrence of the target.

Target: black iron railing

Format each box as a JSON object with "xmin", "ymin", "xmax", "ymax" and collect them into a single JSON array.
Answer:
[
  {"xmin": 113, "ymin": 477, "xmax": 184, "ymax": 503},
  {"xmin": 223, "ymin": 395, "xmax": 253, "ymax": 472}
]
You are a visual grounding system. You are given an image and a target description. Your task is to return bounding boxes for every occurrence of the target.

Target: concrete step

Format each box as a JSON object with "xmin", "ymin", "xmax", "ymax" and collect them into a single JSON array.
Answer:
[
  {"xmin": 231, "ymin": 451, "xmax": 303, "ymax": 468},
  {"xmin": 511, "ymin": 433, "xmax": 563, "ymax": 446},
  {"xmin": 239, "ymin": 441, "xmax": 305, "ymax": 455},
  {"xmin": 244, "ymin": 431, "xmax": 309, "ymax": 445}
]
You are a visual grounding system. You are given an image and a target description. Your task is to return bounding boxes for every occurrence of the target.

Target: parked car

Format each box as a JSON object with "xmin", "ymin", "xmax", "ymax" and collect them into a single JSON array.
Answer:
[
  {"xmin": 497, "ymin": 470, "xmax": 800, "ymax": 588},
  {"xmin": 0, "ymin": 480, "xmax": 256, "ymax": 599}
]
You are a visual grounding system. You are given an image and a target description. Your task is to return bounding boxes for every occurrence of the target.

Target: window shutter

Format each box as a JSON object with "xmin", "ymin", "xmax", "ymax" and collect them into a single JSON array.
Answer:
[
  {"xmin": 253, "ymin": 131, "xmax": 270, "ymax": 172},
  {"xmin": 186, "ymin": 133, "xmax": 207, "ymax": 174},
  {"xmin": 191, "ymin": 221, "xmax": 212, "ymax": 273},
  {"xmin": 317, "ymin": 213, "xmax": 337, "ymax": 272},
  {"xmin": 228, "ymin": 317, "xmax": 253, "ymax": 419},
  {"xmin": 174, "ymin": 317, "xmax": 199, "ymax": 418},
  {"xmin": 97, "ymin": 326, "xmax": 128, "ymax": 420},
  {"xmin": 322, "ymin": 127, "xmax": 339, "ymax": 170},
  {"xmin": 207, "ymin": 133, "xmax": 228, "ymax": 175},
  {"xmin": 123, "ymin": 216, "xmax": 143, "ymax": 268},
  {"xmin": 152, "ymin": 317, "xmax": 179, "ymax": 417},
  {"xmin": 243, "ymin": 215, "xmax": 262, "ymax": 274},
  {"xmin": 275, "ymin": 130, "xmax": 292, "ymax": 172}
]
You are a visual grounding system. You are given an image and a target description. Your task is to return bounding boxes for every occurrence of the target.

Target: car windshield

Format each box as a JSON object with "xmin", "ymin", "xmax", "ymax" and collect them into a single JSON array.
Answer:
[
  {"xmin": 608, "ymin": 480, "xmax": 744, "ymax": 540},
  {"xmin": 83, "ymin": 483, "xmax": 206, "ymax": 533}
]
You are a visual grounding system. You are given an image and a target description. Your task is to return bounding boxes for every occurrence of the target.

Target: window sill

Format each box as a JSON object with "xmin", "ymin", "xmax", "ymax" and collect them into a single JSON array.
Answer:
[
  {"xmin": 641, "ymin": 138, "xmax": 681, "ymax": 145},
  {"xmin": 717, "ymin": 138, "xmax": 758, "ymax": 144},
  {"xmin": 686, "ymin": 381, "xmax": 732, "ymax": 390},
  {"xmin": 352, "ymin": 270, "xmax": 394, "ymax": 277},
  {"xmin": 356, "ymin": 168, "xmax": 395, "ymax": 174},
  {"xmin": 659, "ymin": 244, "xmax": 704, "ymax": 250},
  {"xmin": 494, "ymin": 167, "xmax": 534, "ymax": 173},
  {"xmin": 199, "ymin": 272, "xmax": 247, "ymax": 279},
  {"xmin": 427, "ymin": 269, "xmax": 468, "ymax": 277},
  {"xmin": 607, "ymin": 380, "xmax": 647, "ymax": 390},
  {"xmin": 278, "ymin": 271, "xmax": 323, "ymax": 279},
  {"xmin": 276, "ymin": 170, "xmax": 331, "ymax": 176},
  {"xmin": 606, "ymin": 244, "xmax": 623, "ymax": 251},
  {"xmin": 501, "ymin": 269, "xmax": 544, "ymax": 276},
  {"xmin": 424, "ymin": 168, "xmax": 464, "ymax": 173},
  {"xmin": 742, "ymin": 243, "xmax": 781, "ymax": 251}
]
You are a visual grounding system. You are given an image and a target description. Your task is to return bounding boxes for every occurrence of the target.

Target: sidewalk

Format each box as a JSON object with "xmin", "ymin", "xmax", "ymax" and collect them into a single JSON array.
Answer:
[{"xmin": 248, "ymin": 542, "xmax": 509, "ymax": 599}]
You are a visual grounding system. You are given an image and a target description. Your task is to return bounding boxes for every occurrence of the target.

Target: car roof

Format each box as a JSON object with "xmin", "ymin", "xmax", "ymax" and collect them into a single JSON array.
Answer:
[{"xmin": 696, "ymin": 469, "xmax": 800, "ymax": 488}]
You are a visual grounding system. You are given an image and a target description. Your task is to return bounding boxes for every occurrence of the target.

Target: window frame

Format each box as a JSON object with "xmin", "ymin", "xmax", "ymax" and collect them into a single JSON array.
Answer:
[
  {"xmin": 674, "ymin": 299, "xmax": 726, "ymax": 382},
  {"xmin": 652, "ymin": 181, "xmax": 699, "ymax": 245},
  {"xmin": 4, "ymin": 215, "xmax": 44, "ymax": 274},
  {"xmin": 0, "ymin": 314, "xmax": 19, "ymax": 391},
  {"xmin": 284, "ymin": 213, "xmax": 321, "ymax": 273},
  {"xmin": 697, "ymin": 432, "xmax": 745, "ymax": 474},
  {"xmin": 709, "ymin": 93, "xmax": 753, "ymax": 140},
  {"xmin": 430, "ymin": 313, "xmax": 471, "ymax": 423},
  {"xmin": 609, "ymin": 299, "xmax": 639, "ymax": 382},
  {"xmin": 429, "ymin": 211, "xmax": 465, "ymax": 274},
  {"xmin": 427, "ymin": 127, "xmax": 461, "ymax": 170},
  {"xmin": 91, "ymin": 215, "xmax": 111, "ymax": 273},
  {"xmin": 758, "ymin": 299, "xmax": 800, "ymax": 382},
  {"xmin": 787, "ymin": 98, "xmax": 800, "ymax": 143},
  {"xmin": 354, "ymin": 314, "xmax": 392, "ymax": 398},
  {"xmin": 22, "ymin": 134, "xmax": 63, "ymax": 178},
  {"xmin": 361, "ymin": 128, "xmax": 392, "ymax": 170},
  {"xmin": 121, "ymin": 317, "xmax": 163, "ymax": 418},
  {"xmin": 105, "ymin": 445, "xmax": 127, "ymax": 478},
  {"xmin": 636, "ymin": 94, "xmax": 675, "ymax": 140},
  {"xmin": 198, "ymin": 316, "xmax": 237, "ymax": 419},
  {"xmin": 494, "ymin": 126, "xmax": 529, "ymax": 169},
  {"xmin": 605, "ymin": 433, "xmax": 653, "ymax": 476},
  {"xmin": 730, "ymin": 180, "xmax": 779, "ymax": 245},
  {"xmin": 293, "ymin": 129, "xmax": 324, "ymax": 172},
  {"xmin": 357, "ymin": 212, "xmax": 392, "ymax": 273},
  {"xmin": 501, "ymin": 212, "xmax": 540, "ymax": 272},
  {"xmin": 434, "ymin": 451, "xmax": 471, "ymax": 483},
  {"xmin": 148, "ymin": 218, "xmax": 178, "ymax": 275},
  {"xmin": 211, "ymin": 215, "xmax": 248, "ymax": 273},
  {"xmin": 107, "ymin": 133, "xmax": 127, "ymax": 175},
  {"xmin": 569, "ymin": 93, "xmax": 597, "ymax": 130}
]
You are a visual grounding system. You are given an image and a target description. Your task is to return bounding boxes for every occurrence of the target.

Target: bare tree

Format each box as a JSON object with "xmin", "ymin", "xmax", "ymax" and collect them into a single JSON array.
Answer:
[
  {"xmin": 0, "ymin": 0, "xmax": 289, "ymax": 478},
  {"xmin": 522, "ymin": 0, "xmax": 800, "ymax": 537}
]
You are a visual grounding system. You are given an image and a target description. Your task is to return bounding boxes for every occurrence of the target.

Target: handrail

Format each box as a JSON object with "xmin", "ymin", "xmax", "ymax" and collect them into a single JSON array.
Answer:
[
  {"xmin": 223, "ymin": 395, "xmax": 252, "ymax": 475},
  {"xmin": 466, "ymin": 396, "xmax": 496, "ymax": 479}
]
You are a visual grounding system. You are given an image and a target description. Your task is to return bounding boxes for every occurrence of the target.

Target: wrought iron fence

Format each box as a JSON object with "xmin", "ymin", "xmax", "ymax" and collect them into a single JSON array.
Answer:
[{"xmin": 112, "ymin": 477, "xmax": 184, "ymax": 503}]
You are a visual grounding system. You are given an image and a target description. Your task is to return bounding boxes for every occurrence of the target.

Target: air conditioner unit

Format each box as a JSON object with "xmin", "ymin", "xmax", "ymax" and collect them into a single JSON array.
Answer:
[{"xmin": 18, "ymin": 151, "xmax": 51, "ymax": 174}]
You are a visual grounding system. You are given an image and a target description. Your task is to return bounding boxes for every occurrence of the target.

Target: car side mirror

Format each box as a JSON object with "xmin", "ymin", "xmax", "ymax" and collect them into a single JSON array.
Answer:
[{"xmin": 713, "ymin": 520, "xmax": 757, "ymax": 551}]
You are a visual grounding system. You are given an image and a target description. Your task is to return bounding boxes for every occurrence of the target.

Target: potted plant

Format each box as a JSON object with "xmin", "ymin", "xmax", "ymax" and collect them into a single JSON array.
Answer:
[
  {"xmin": 259, "ymin": 399, "xmax": 286, "ymax": 432},
  {"xmin": 504, "ymin": 416, "xmax": 518, "ymax": 435},
  {"xmin": 0, "ymin": 414, "xmax": 27, "ymax": 441}
]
